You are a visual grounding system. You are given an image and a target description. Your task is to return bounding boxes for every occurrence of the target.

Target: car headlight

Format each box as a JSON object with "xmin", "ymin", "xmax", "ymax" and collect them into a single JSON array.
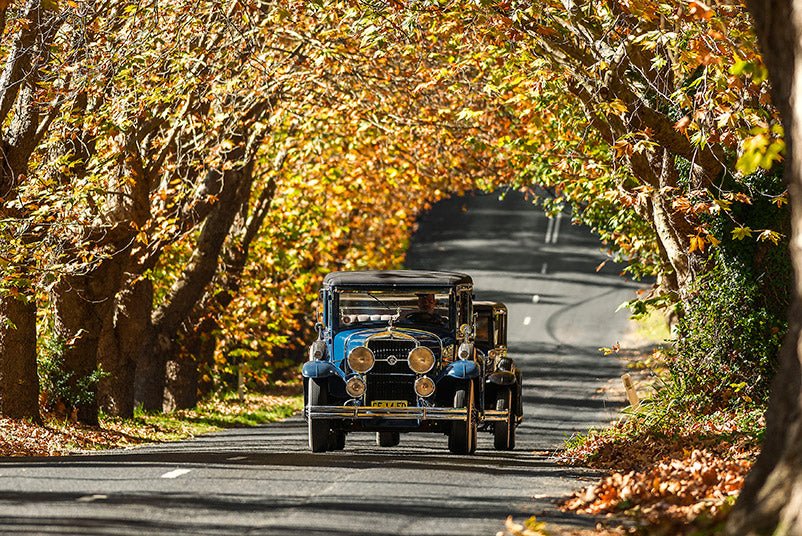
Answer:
[
  {"xmin": 414, "ymin": 376, "xmax": 435, "ymax": 397},
  {"xmin": 457, "ymin": 342, "xmax": 473, "ymax": 360},
  {"xmin": 346, "ymin": 376, "xmax": 366, "ymax": 397},
  {"xmin": 407, "ymin": 346, "xmax": 435, "ymax": 374},
  {"xmin": 347, "ymin": 346, "xmax": 375, "ymax": 373}
]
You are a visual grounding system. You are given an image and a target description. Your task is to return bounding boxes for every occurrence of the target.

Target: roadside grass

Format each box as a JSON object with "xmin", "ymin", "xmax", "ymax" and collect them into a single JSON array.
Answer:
[
  {"xmin": 103, "ymin": 392, "xmax": 304, "ymax": 444},
  {"xmin": 631, "ymin": 308, "xmax": 672, "ymax": 344},
  {"xmin": 0, "ymin": 392, "xmax": 303, "ymax": 456},
  {"xmin": 556, "ymin": 313, "xmax": 764, "ymax": 535}
]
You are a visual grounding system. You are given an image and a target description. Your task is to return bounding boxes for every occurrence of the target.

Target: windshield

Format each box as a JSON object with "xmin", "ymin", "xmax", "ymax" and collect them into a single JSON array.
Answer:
[{"xmin": 336, "ymin": 290, "xmax": 452, "ymax": 329}]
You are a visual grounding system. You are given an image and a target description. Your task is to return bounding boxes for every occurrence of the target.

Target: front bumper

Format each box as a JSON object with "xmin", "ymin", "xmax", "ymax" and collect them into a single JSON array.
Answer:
[{"xmin": 306, "ymin": 405, "xmax": 469, "ymax": 421}]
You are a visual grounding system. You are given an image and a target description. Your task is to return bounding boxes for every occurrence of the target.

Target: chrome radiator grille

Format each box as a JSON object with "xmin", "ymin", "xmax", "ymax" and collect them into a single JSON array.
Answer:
[{"xmin": 366, "ymin": 338, "xmax": 416, "ymax": 404}]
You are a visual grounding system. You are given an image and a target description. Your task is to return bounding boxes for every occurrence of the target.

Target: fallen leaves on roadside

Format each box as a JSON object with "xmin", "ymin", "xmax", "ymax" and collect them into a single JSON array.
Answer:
[
  {"xmin": 0, "ymin": 417, "xmax": 144, "ymax": 456},
  {"xmin": 563, "ymin": 448, "xmax": 751, "ymax": 530},
  {"xmin": 559, "ymin": 417, "xmax": 758, "ymax": 534},
  {"xmin": 497, "ymin": 515, "xmax": 551, "ymax": 536}
]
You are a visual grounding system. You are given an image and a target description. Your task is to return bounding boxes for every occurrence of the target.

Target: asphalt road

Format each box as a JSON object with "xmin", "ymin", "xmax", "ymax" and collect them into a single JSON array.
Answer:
[{"xmin": 0, "ymin": 191, "xmax": 643, "ymax": 535}]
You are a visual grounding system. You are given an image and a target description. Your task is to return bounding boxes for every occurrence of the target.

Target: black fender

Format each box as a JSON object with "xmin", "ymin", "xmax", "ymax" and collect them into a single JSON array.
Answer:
[{"xmin": 487, "ymin": 370, "xmax": 517, "ymax": 386}]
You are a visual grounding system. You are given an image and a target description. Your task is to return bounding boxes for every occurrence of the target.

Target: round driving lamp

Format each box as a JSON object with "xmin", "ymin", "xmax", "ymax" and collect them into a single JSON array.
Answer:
[
  {"xmin": 346, "ymin": 376, "xmax": 367, "ymax": 398},
  {"xmin": 347, "ymin": 346, "xmax": 375, "ymax": 373},
  {"xmin": 407, "ymin": 346, "xmax": 435, "ymax": 374},
  {"xmin": 457, "ymin": 342, "xmax": 474, "ymax": 360},
  {"xmin": 414, "ymin": 376, "xmax": 435, "ymax": 398}
]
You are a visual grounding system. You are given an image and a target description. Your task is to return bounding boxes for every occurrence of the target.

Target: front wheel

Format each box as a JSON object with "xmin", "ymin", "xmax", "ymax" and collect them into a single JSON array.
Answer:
[
  {"xmin": 307, "ymin": 379, "xmax": 331, "ymax": 453},
  {"xmin": 448, "ymin": 382, "xmax": 477, "ymax": 455},
  {"xmin": 377, "ymin": 431, "xmax": 400, "ymax": 447},
  {"xmin": 330, "ymin": 430, "xmax": 346, "ymax": 451},
  {"xmin": 493, "ymin": 388, "xmax": 516, "ymax": 451}
]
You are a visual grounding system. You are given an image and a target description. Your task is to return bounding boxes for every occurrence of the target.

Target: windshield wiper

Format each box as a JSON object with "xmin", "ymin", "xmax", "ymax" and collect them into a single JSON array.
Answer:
[{"xmin": 367, "ymin": 292, "xmax": 393, "ymax": 312}]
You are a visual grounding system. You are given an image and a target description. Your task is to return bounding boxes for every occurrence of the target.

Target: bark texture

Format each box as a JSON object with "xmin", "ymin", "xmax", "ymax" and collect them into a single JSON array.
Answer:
[
  {"xmin": 0, "ymin": 294, "xmax": 39, "ymax": 420},
  {"xmin": 729, "ymin": 1, "xmax": 802, "ymax": 534},
  {"xmin": 0, "ymin": 0, "xmax": 60, "ymax": 421},
  {"xmin": 98, "ymin": 278, "xmax": 153, "ymax": 418},
  {"xmin": 52, "ymin": 258, "xmax": 126, "ymax": 425}
]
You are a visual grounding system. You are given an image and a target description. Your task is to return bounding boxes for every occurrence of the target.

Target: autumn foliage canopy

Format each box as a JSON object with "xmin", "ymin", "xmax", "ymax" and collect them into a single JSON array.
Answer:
[{"xmin": 0, "ymin": 0, "xmax": 788, "ymax": 427}]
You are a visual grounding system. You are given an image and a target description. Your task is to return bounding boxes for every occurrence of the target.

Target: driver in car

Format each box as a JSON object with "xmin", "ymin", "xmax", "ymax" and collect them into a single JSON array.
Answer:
[{"xmin": 404, "ymin": 293, "xmax": 444, "ymax": 324}]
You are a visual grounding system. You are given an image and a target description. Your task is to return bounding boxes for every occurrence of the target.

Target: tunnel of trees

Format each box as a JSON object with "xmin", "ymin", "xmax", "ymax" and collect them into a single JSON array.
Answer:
[{"xmin": 0, "ymin": 0, "xmax": 799, "ymax": 532}]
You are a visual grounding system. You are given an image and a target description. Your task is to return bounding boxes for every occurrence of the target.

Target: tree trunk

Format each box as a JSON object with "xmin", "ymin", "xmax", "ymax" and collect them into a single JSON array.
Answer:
[
  {"xmin": 728, "ymin": 0, "xmax": 802, "ymax": 533},
  {"xmin": 163, "ymin": 352, "xmax": 199, "ymax": 412},
  {"xmin": 156, "ymin": 157, "xmax": 255, "ymax": 410},
  {"xmin": 98, "ymin": 278, "xmax": 153, "ymax": 418},
  {"xmin": 0, "ymin": 293, "xmax": 39, "ymax": 421},
  {"xmin": 0, "ymin": 0, "xmax": 60, "ymax": 423},
  {"xmin": 133, "ymin": 326, "xmax": 166, "ymax": 412},
  {"xmin": 52, "ymin": 258, "xmax": 126, "ymax": 425}
]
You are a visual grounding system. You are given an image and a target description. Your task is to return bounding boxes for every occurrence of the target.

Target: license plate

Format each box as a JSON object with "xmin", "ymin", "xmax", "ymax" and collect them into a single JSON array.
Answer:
[{"xmin": 371, "ymin": 400, "xmax": 408, "ymax": 408}]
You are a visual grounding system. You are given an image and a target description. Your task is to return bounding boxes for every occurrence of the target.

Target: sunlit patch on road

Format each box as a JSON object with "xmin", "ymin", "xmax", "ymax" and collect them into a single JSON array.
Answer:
[{"xmin": 160, "ymin": 468, "xmax": 192, "ymax": 479}]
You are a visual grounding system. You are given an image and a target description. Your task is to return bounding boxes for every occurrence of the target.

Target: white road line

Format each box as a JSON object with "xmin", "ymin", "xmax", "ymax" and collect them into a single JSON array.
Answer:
[
  {"xmin": 540, "ymin": 262, "xmax": 548, "ymax": 275},
  {"xmin": 552, "ymin": 212, "xmax": 563, "ymax": 243},
  {"xmin": 523, "ymin": 316, "xmax": 532, "ymax": 326},
  {"xmin": 160, "ymin": 468, "xmax": 192, "ymax": 479},
  {"xmin": 76, "ymin": 494, "xmax": 107, "ymax": 503},
  {"xmin": 227, "ymin": 456, "xmax": 248, "ymax": 461},
  {"xmin": 544, "ymin": 217, "xmax": 555, "ymax": 243}
]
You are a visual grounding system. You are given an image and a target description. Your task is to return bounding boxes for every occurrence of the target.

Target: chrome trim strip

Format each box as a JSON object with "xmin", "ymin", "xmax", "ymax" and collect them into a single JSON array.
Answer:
[
  {"xmin": 306, "ymin": 405, "xmax": 468, "ymax": 421},
  {"xmin": 367, "ymin": 330, "xmax": 418, "ymax": 342},
  {"xmin": 482, "ymin": 409, "xmax": 511, "ymax": 422}
]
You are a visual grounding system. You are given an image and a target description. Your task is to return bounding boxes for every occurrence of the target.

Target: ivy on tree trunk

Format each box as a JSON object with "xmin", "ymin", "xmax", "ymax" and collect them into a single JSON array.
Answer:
[{"xmin": 729, "ymin": 0, "xmax": 802, "ymax": 533}]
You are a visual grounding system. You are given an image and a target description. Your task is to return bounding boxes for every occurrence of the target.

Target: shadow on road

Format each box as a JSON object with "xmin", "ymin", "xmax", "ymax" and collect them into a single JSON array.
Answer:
[{"xmin": 0, "ymin": 190, "xmax": 640, "ymax": 535}]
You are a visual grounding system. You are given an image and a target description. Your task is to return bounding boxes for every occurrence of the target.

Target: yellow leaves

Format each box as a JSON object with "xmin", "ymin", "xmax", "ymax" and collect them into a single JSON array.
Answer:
[
  {"xmin": 773, "ymin": 192, "xmax": 789, "ymax": 208},
  {"xmin": 758, "ymin": 229, "xmax": 782, "ymax": 245},
  {"xmin": 737, "ymin": 125, "xmax": 785, "ymax": 175},
  {"xmin": 498, "ymin": 516, "xmax": 549, "ymax": 536},
  {"xmin": 688, "ymin": 234, "xmax": 706, "ymax": 253},
  {"xmin": 722, "ymin": 216, "xmax": 785, "ymax": 245},
  {"xmin": 709, "ymin": 198, "xmax": 731, "ymax": 215},
  {"xmin": 599, "ymin": 99, "xmax": 628, "ymax": 118},
  {"xmin": 731, "ymin": 226, "xmax": 753, "ymax": 240},
  {"xmin": 456, "ymin": 108, "xmax": 484, "ymax": 121}
]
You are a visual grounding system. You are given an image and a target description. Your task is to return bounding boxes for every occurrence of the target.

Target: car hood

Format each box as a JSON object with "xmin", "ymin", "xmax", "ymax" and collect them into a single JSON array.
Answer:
[{"xmin": 332, "ymin": 326, "xmax": 454, "ymax": 365}]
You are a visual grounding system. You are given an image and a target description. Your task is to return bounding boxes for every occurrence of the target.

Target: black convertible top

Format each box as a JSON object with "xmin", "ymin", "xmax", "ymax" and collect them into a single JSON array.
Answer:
[{"xmin": 323, "ymin": 270, "xmax": 472, "ymax": 289}]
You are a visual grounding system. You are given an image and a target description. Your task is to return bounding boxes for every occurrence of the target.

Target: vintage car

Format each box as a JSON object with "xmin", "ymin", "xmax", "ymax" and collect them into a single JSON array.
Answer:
[
  {"xmin": 302, "ymin": 270, "xmax": 522, "ymax": 454},
  {"xmin": 474, "ymin": 301, "xmax": 522, "ymax": 450}
]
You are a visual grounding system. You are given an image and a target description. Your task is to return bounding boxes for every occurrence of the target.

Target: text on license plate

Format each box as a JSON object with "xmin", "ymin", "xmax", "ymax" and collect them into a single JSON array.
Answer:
[{"xmin": 371, "ymin": 400, "xmax": 408, "ymax": 408}]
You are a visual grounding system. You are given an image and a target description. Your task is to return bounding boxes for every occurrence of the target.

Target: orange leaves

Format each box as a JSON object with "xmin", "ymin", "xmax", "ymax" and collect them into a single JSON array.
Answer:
[
  {"xmin": 560, "ymin": 413, "xmax": 760, "ymax": 531},
  {"xmin": 612, "ymin": 139, "xmax": 633, "ymax": 158},
  {"xmin": 564, "ymin": 448, "xmax": 752, "ymax": 526},
  {"xmin": 674, "ymin": 116, "xmax": 691, "ymax": 135},
  {"xmin": 687, "ymin": 0, "xmax": 715, "ymax": 21}
]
